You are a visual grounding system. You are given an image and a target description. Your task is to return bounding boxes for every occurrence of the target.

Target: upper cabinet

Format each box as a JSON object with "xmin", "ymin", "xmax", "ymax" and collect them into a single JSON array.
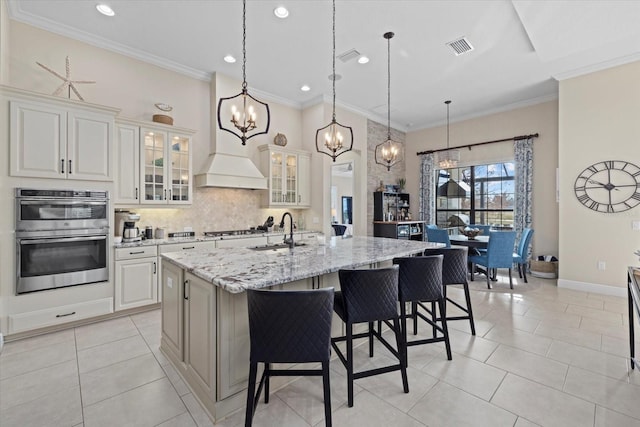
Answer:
[
  {"xmin": 5, "ymin": 87, "xmax": 118, "ymax": 181},
  {"xmin": 258, "ymin": 144, "xmax": 311, "ymax": 208},
  {"xmin": 114, "ymin": 119, "xmax": 195, "ymax": 205}
]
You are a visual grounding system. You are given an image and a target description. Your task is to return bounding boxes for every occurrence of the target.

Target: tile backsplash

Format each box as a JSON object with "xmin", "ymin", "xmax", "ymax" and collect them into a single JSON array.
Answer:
[{"xmin": 127, "ymin": 187, "xmax": 308, "ymax": 234}]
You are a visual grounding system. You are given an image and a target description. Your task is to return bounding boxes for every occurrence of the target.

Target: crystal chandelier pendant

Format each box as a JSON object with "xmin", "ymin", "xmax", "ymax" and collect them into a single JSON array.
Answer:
[{"xmin": 437, "ymin": 100, "xmax": 460, "ymax": 169}]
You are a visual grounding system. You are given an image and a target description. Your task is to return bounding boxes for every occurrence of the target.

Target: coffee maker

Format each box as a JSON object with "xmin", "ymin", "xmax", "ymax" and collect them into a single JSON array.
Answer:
[{"xmin": 115, "ymin": 210, "xmax": 142, "ymax": 242}]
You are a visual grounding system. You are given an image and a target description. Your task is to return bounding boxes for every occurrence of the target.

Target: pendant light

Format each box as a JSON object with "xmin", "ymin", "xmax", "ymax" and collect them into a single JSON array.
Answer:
[
  {"xmin": 315, "ymin": 0, "xmax": 354, "ymax": 161},
  {"xmin": 217, "ymin": 0, "xmax": 270, "ymax": 145},
  {"xmin": 437, "ymin": 100, "xmax": 460, "ymax": 168},
  {"xmin": 375, "ymin": 31, "xmax": 403, "ymax": 171}
]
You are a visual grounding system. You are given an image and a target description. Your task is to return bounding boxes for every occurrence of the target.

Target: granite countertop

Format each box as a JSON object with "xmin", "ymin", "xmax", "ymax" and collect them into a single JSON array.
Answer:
[
  {"xmin": 161, "ymin": 236, "xmax": 445, "ymax": 294},
  {"xmin": 114, "ymin": 230, "xmax": 318, "ymax": 249}
]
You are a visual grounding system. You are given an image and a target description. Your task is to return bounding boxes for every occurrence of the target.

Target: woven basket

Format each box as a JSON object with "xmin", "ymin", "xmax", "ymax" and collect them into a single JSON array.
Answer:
[
  {"xmin": 530, "ymin": 260, "xmax": 558, "ymax": 278},
  {"xmin": 152, "ymin": 114, "xmax": 173, "ymax": 125}
]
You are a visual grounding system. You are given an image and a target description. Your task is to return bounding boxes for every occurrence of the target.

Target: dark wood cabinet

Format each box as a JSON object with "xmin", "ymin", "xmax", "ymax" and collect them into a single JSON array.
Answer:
[{"xmin": 373, "ymin": 192, "xmax": 424, "ymax": 240}]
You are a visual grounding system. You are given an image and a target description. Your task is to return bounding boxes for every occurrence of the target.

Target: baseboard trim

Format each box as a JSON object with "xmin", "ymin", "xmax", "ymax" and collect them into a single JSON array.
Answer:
[{"xmin": 557, "ymin": 279, "xmax": 626, "ymax": 298}]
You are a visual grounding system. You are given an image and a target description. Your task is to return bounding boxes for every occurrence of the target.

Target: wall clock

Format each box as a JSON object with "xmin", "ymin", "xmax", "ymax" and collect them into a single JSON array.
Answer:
[{"xmin": 574, "ymin": 160, "xmax": 640, "ymax": 213}]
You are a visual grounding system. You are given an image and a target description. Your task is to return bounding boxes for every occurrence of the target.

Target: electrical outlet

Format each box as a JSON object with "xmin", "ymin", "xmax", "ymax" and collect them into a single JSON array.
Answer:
[
  {"xmin": 633, "ymin": 221, "xmax": 640, "ymax": 231},
  {"xmin": 597, "ymin": 261, "xmax": 606, "ymax": 271},
  {"xmin": 0, "ymin": 333, "xmax": 4, "ymax": 354},
  {"xmin": 313, "ymin": 217, "xmax": 319, "ymax": 224},
  {"xmin": 184, "ymin": 226, "xmax": 193, "ymax": 232}
]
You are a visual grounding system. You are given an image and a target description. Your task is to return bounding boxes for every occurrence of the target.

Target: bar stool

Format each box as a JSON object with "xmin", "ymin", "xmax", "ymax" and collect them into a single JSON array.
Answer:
[
  {"xmin": 390, "ymin": 255, "xmax": 452, "ymax": 365},
  {"xmin": 424, "ymin": 247, "xmax": 476, "ymax": 335},
  {"xmin": 331, "ymin": 266, "xmax": 408, "ymax": 407},
  {"xmin": 245, "ymin": 288, "xmax": 334, "ymax": 427}
]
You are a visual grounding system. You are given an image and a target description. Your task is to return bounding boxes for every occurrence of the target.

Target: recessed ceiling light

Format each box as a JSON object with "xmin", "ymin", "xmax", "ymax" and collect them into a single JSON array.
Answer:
[
  {"xmin": 300, "ymin": 85, "xmax": 310, "ymax": 92},
  {"xmin": 223, "ymin": 55, "xmax": 236, "ymax": 63},
  {"xmin": 96, "ymin": 4, "xmax": 115, "ymax": 17},
  {"xmin": 274, "ymin": 6, "xmax": 289, "ymax": 19},
  {"xmin": 358, "ymin": 56, "xmax": 369, "ymax": 64}
]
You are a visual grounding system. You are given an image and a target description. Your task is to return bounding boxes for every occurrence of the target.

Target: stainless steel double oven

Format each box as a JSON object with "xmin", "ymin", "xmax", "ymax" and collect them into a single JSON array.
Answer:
[{"xmin": 15, "ymin": 188, "xmax": 110, "ymax": 294}]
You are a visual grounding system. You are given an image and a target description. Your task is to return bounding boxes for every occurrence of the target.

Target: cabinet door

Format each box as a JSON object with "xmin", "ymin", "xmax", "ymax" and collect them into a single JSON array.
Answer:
[
  {"xmin": 217, "ymin": 289, "xmax": 250, "ymax": 399},
  {"xmin": 141, "ymin": 129, "xmax": 167, "ymax": 203},
  {"xmin": 115, "ymin": 124, "xmax": 140, "ymax": 204},
  {"xmin": 167, "ymin": 133, "xmax": 192, "ymax": 204},
  {"xmin": 9, "ymin": 100, "xmax": 66, "ymax": 178},
  {"xmin": 284, "ymin": 153, "xmax": 297, "ymax": 204},
  {"xmin": 270, "ymin": 150, "xmax": 285, "ymax": 204},
  {"xmin": 67, "ymin": 110, "xmax": 114, "ymax": 181},
  {"xmin": 297, "ymin": 153, "xmax": 311, "ymax": 206},
  {"xmin": 184, "ymin": 273, "xmax": 216, "ymax": 399},
  {"xmin": 114, "ymin": 257, "xmax": 157, "ymax": 311},
  {"xmin": 161, "ymin": 261, "xmax": 184, "ymax": 362}
]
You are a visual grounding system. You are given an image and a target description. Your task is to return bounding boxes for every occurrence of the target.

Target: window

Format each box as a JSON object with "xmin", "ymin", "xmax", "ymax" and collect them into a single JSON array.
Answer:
[{"xmin": 436, "ymin": 162, "xmax": 515, "ymax": 229}]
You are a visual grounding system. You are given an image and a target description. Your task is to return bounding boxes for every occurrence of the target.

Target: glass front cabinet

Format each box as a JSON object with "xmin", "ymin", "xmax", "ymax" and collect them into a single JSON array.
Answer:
[
  {"xmin": 258, "ymin": 144, "xmax": 311, "ymax": 208},
  {"xmin": 114, "ymin": 118, "xmax": 194, "ymax": 205}
]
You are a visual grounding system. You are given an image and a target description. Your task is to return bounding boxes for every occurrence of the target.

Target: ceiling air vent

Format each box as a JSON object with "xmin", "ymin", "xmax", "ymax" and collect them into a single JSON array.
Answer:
[
  {"xmin": 446, "ymin": 37, "xmax": 474, "ymax": 56},
  {"xmin": 338, "ymin": 48, "xmax": 361, "ymax": 62}
]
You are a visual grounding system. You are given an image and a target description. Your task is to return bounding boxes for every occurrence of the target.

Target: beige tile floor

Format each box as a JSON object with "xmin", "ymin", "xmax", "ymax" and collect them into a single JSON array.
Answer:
[{"xmin": 2, "ymin": 273, "xmax": 640, "ymax": 427}]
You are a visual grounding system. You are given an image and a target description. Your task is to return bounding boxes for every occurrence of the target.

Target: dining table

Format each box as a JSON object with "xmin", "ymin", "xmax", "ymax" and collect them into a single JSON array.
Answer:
[{"xmin": 449, "ymin": 234, "xmax": 489, "ymax": 249}]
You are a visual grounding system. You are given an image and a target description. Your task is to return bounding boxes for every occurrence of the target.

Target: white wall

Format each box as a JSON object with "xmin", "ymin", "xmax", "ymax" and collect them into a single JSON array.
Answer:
[
  {"xmin": 559, "ymin": 61, "xmax": 640, "ymax": 293},
  {"xmin": 0, "ymin": 0, "xmax": 9, "ymax": 84},
  {"xmin": 405, "ymin": 100, "xmax": 560, "ymax": 258}
]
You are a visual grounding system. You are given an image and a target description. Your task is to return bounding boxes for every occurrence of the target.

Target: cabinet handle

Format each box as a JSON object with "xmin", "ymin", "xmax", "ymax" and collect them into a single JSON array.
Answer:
[
  {"xmin": 182, "ymin": 246, "xmax": 195, "ymax": 250},
  {"xmin": 56, "ymin": 311, "xmax": 76, "ymax": 318},
  {"xmin": 184, "ymin": 280, "xmax": 189, "ymax": 300},
  {"xmin": 298, "ymin": 195, "xmax": 301, "ymax": 203},
  {"xmin": 153, "ymin": 261, "xmax": 156, "ymax": 274},
  {"xmin": 129, "ymin": 250, "xmax": 145, "ymax": 255},
  {"xmin": 169, "ymin": 189, "xmax": 172, "ymax": 201},
  {"xmin": 68, "ymin": 159, "xmax": 72, "ymax": 174},
  {"xmin": 135, "ymin": 187, "xmax": 138, "ymax": 200},
  {"xmin": 164, "ymin": 189, "xmax": 167, "ymax": 200},
  {"xmin": 61, "ymin": 159, "xmax": 65, "ymax": 174}
]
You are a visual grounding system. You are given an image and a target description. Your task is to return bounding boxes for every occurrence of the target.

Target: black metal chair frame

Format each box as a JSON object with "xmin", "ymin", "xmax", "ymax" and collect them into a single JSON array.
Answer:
[
  {"xmin": 424, "ymin": 247, "xmax": 476, "ymax": 335},
  {"xmin": 330, "ymin": 266, "xmax": 408, "ymax": 407},
  {"xmin": 245, "ymin": 288, "xmax": 334, "ymax": 427}
]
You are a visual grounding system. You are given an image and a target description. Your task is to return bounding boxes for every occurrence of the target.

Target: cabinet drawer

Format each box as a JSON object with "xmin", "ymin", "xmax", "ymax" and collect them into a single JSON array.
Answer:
[
  {"xmin": 216, "ymin": 236, "xmax": 267, "ymax": 248},
  {"xmin": 115, "ymin": 245, "xmax": 158, "ymax": 260},
  {"xmin": 159, "ymin": 241, "xmax": 215, "ymax": 254},
  {"xmin": 8, "ymin": 297, "xmax": 113, "ymax": 334}
]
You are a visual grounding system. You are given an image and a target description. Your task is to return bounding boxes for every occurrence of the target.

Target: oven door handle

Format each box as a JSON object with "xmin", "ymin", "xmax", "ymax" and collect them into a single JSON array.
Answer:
[
  {"xmin": 18, "ymin": 235, "xmax": 107, "ymax": 245},
  {"xmin": 19, "ymin": 200, "xmax": 107, "ymax": 206}
]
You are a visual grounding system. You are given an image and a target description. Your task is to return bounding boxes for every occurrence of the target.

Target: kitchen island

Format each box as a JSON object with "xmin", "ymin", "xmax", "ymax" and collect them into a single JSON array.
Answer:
[{"xmin": 159, "ymin": 236, "xmax": 443, "ymax": 423}]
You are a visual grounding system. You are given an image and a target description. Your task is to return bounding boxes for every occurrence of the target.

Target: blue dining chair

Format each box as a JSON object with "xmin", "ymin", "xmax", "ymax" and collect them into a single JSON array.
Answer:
[
  {"xmin": 513, "ymin": 228, "xmax": 534, "ymax": 283},
  {"xmin": 468, "ymin": 231, "xmax": 517, "ymax": 289},
  {"xmin": 426, "ymin": 224, "xmax": 439, "ymax": 230},
  {"xmin": 425, "ymin": 228, "xmax": 451, "ymax": 248}
]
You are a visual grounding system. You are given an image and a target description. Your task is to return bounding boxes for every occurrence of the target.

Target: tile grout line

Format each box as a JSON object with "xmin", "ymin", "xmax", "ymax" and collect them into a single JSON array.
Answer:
[{"xmin": 73, "ymin": 326, "xmax": 86, "ymax": 425}]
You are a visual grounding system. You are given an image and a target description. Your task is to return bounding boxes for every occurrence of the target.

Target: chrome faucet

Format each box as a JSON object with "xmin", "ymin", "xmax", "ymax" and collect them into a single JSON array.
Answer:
[{"xmin": 279, "ymin": 212, "xmax": 295, "ymax": 249}]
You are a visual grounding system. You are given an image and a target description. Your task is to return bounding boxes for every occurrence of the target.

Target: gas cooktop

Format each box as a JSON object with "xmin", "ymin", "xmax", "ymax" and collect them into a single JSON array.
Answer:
[{"xmin": 203, "ymin": 229, "xmax": 266, "ymax": 237}]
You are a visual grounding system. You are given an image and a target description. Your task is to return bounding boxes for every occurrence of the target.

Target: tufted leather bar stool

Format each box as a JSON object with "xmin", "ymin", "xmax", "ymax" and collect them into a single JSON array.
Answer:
[
  {"xmin": 389, "ymin": 255, "xmax": 452, "ymax": 365},
  {"xmin": 245, "ymin": 288, "xmax": 334, "ymax": 427},
  {"xmin": 424, "ymin": 247, "xmax": 476, "ymax": 335},
  {"xmin": 331, "ymin": 266, "xmax": 408, "ymax": 407}
]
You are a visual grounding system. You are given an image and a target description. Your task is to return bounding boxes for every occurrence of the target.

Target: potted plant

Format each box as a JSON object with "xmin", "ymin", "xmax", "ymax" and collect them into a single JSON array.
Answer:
[{"xmin": 397, "ymin": 178, "xmax": 406, "ymax": 192}]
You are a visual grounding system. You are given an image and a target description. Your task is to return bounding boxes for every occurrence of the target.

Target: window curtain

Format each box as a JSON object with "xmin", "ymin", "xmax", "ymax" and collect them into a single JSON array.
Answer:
[
  {"xmin": 514, "ymin": 137, "xmax": 534, "ymax": 257},
  {"xmin": 418, "ymin": 153, "xmax": 436, "ymax": 225}
]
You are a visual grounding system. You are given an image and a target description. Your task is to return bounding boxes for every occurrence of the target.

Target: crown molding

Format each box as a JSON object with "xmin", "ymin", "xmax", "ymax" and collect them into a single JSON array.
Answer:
[{"xmin": 551, "ymin": 52, "xmax": 640, "ymax": 81}]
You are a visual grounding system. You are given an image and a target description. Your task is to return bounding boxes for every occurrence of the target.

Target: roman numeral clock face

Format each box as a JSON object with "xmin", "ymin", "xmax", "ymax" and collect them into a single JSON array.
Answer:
[{"xmin": 574, "ymin": 160, "xmax": 640, "ymax": 213}]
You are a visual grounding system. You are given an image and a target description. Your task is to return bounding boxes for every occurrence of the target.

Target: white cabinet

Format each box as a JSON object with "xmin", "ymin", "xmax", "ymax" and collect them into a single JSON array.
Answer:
[
  {"xmin": 8, "ymin": 92, "xmax": 117, "ymax": 181},
  {"xmin": 258, "ymin": 144, "xmax": 311, "ymax": 208},
  {"xmin": 114, "ymin": 119, "xmax": 195, "ymax": 205},
  {"xmin": 161, "ymin": 259, "xmax": 185, "ymax": 362},
  {"xmin": 114, "ymin": 246, "xmax": 158, "ymax": 311}
]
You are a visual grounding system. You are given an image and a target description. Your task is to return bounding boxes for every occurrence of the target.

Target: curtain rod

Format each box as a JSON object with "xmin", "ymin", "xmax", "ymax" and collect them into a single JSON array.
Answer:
[{"xmin": 416, "ymin": 133, "xmax": 539, "ymax": 156}]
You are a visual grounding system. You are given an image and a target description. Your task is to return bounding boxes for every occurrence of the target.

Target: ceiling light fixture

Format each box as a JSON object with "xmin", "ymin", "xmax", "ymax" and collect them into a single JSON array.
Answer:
[
  {"xmin": 217, "ymin": 0, "xmax": 270, "ymax": 145},
  {"xmin": 273, "ymin": 6, "xmax": 289, "ymax": 19},
  {"xmin": 315, "ymin": 0, "xmax": 353, "ymax": 162},
  {"xmin": 357, "ymin": 56, "xmax": 369, "ymax": 64},
  {"xmin": 96, "ymin": 4, "xmax": 115, "ymax": 17},
  {"xmin": 300, "ymin": 85, "xmax": 310, "ymax": 92},
  {"xmin": 223, "ymin": 55, "xmax": 236, "ymax": 63},
  {"xmin": 375, "ymin": 31, "xmax": 403, "ymax": 171},
  {"xmin": 437, "ymin": 100, "xmax": 460, "ymax": 169}
]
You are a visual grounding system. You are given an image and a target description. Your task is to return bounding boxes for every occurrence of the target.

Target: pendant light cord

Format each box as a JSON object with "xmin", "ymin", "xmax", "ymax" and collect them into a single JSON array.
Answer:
[
  {"xmin": 387, "ymin": 33, "xmax": 391, "ymax": 141},
  {"xmin": 242, "ymin": 0, "xmax": 247, "ymax": 90},
  {"xmin": 446, "ymin": 100, "xmax": 450, "ymax": 149},
  {"xmin": 331, "ymin": 0, "xmax": 336, "ymax": 121}
]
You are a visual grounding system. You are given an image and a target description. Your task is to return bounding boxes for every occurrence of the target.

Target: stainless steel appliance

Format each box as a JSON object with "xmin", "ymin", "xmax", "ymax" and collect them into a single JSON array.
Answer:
[
  {"xmin": 15, "ymin": 188, "xmax": 110, "ymax": 295},
  {"xmin": 114, "ymin": 210, "xmax": 141, "ymax": 242}
]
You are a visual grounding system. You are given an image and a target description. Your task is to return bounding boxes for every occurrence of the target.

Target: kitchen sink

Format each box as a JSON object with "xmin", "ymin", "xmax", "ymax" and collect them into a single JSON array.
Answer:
[{"xmin": 249, "ymin": 242, "xmax": 307, "ymax": 251}]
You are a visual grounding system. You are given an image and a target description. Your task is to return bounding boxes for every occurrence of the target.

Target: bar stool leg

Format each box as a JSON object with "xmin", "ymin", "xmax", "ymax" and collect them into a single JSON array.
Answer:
[
  {"xmin": 439, "ymin": 299, "xmax": 452, "ymax": 360},
  {"xmin": 431, "ymin": 301, "xmax": 437, "ymax": 338},
  {"xmin": 412, "ymin": 302, "xmax": 418, "ymax": 335},
  {"xmin": 462, "ymin": 280, "xmax": 476, "ymax": 335},
  {"xmin": 393, "ymin": 316, "xmax": 409, "ymax": 393},
  {"xmin": 369, "ymin": 321, "xmax": 374, "ymax": 357},
  {"xmin": 347, "ymin": 323, "xmax": 354, "ymax": 408},
  {"xmin": 322, "ymin": 361, "xmax": 332, "ymax": 427},
  {"xmin": 400, "ymin": 301, "xmax": 409, "ymax": 367},
  {"xmin": 245, "ymin": 362, "xmax": 258, "ymax": 427},
  {"xmin": 264, "ymin": 363, "xmax": 270, "ymax": 403}
]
